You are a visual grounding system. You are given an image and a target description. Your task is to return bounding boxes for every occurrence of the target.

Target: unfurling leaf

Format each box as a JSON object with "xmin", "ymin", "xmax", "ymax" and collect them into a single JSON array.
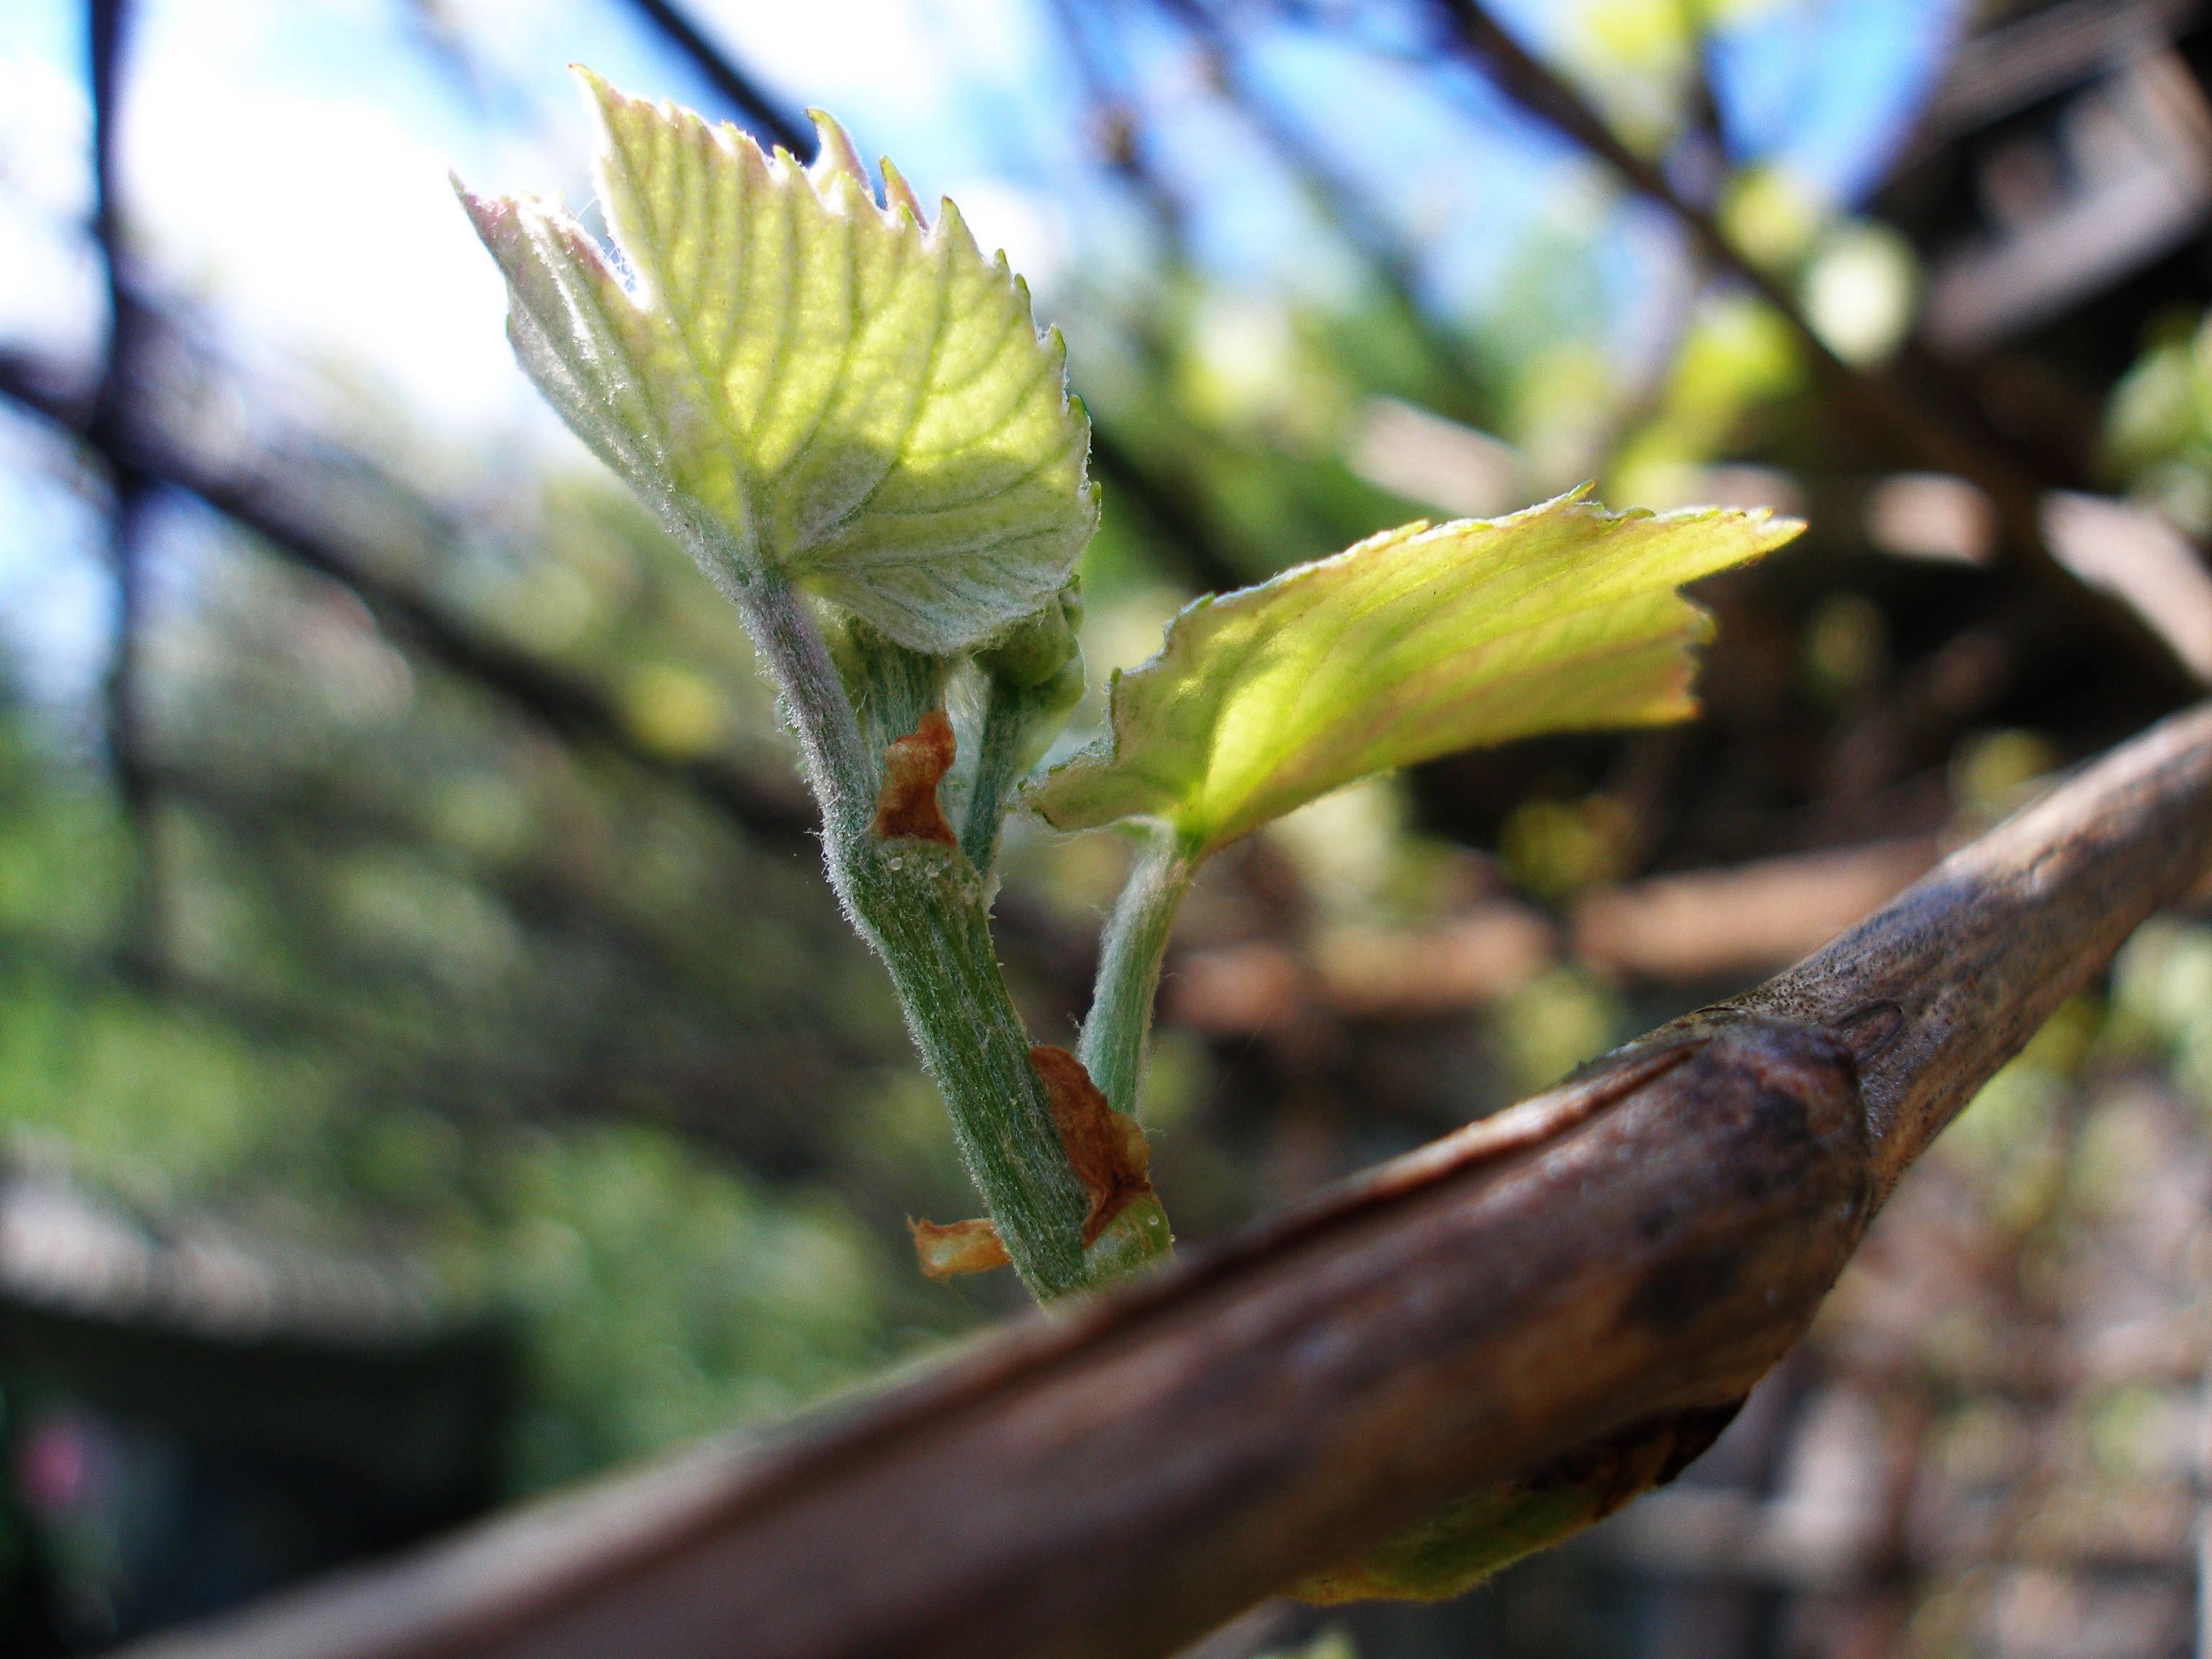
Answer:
[
  {"xmin": 1025, "ymin": 489, "xmax": 1802, "ymax": 859},
  {"xmin": 458, "ymin": 71, "xmax": 1096, "ymax": 654}
]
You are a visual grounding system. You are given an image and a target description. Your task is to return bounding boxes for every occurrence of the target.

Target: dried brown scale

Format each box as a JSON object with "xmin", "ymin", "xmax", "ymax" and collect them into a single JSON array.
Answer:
[
  {"xmin": 907, "ymin": 1218, "xmax": 1010, "ymax": 1280},
  {"xmin": 907, "ymin": 1047, "xmax": 1151, "ymax": 1273},
  {"xmin": 871, "ymin": 709, "xmax": 958, "ymax": 846},
  {"xmin": 1030, "ymin": 1044, "xmax": 1154, "ymax": 1246},
  {"xmin": 115, "ymin": 701, "xmax": 2212, "ymax": 1659}
]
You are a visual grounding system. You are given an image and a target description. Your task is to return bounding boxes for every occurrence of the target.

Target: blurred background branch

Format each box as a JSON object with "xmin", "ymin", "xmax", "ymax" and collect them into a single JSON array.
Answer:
[{"xmin": 1436, "ymin": 0, "xmax": 2206, "ymax": 696}]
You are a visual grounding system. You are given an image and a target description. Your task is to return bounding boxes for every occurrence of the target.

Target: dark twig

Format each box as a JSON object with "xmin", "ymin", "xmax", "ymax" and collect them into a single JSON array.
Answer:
[
  {"xmin": 1152, "ymin": 0, "xmax": 1495, "ymax": 400},
  {"xmin": 164, "ymin": 450, "xmax": 819, "ymax": 844},
  {"xmin": 0, "ymin": 343, "xmax": 817, "ymax": 852},
  {"xmin": 1043, "ymin": 0, "xmax": 1188, "ymax": 247},
  {"xmin": 1430, "ymin": 0, "xmax": 1866, "ymax": 366},
  {"xmin": 621, "ymin": 0, "xmax": 811, "ymax": 155},
  {"xmin": 86, "ymin": 0, "xmax": 166, "ymax": 962},
  {"xmin": 114, "ymin": 701, "xmax": 2212, "ymax": 1659}
]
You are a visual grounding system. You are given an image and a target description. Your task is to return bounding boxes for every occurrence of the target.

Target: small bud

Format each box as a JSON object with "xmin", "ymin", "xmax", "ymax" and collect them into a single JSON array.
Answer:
[{"xmin": 976, "ymin": 580, "xmax": 1083, "ymax": 690}]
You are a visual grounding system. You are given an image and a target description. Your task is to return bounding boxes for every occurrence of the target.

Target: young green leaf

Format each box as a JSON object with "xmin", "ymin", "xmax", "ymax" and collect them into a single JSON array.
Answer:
[
  {"xmin": 457, "ymin": 70, "xmax": 1096, "ymax": 655},
  {"xmin": 1026, "ymin": 489, "xmax": 1801, "ymax": 858}
]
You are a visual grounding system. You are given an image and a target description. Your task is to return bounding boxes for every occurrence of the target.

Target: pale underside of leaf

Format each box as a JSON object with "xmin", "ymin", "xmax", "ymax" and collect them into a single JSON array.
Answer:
[
  {"xmin": 1026, "ymin": 490, "xmax": 1803, "ymax": 858},
  {"xmin": 457, "ymin": 69, "xmax": 1095, "ymax": 655}
]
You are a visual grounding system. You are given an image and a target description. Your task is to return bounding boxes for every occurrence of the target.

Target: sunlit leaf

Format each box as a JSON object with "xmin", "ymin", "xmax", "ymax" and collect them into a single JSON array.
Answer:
[
  {"xmin": 458, "ymin": 69, "xmax": 1096, "ymax": 655},
  {"xmin": 1026, "ymin": 488, "xmax": 1800, "ymax": 858}
]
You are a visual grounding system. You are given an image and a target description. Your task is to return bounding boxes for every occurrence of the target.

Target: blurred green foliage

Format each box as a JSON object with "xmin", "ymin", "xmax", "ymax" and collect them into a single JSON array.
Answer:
[
  {"xmin": 0, "ymin": 469, "xmax": 956, "ymax": 1500},
  {"xmin": 2105, "ymin": 307, "xmax": 2212, "ymax": 536}
]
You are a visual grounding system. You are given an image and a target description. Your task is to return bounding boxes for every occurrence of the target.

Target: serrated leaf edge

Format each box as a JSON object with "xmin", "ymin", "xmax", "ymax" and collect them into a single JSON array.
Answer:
[{"xmin": 456, "ymin": 70, "xmax": 1097, "ymax": 655}]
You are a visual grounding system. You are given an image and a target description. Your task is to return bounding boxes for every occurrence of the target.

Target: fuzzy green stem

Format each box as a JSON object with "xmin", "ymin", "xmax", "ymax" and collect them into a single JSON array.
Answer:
[
  {"xmin": 733, "ymin": 568, "xmax": 873, "ymax": 850},
  {"xmin": 848, "ymin": 842, "xmax": 1093, "ymax": 1298},
  {"xmin": 734, "ymin": 570, "xmax": 1094, "ymax": 1300},
  {"xmin": 1079, "ymin": 827, "xmax": 1198, "ymax": 1120},
  {"xmin": 960, "ymin": 677, "xmax": 1033, "ymax": 873}
]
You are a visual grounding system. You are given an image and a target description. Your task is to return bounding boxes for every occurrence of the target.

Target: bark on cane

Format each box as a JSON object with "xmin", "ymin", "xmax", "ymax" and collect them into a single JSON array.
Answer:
[{"xmin": 119, "ymin": 701, "xmax": 2212, "ymax": 1659}]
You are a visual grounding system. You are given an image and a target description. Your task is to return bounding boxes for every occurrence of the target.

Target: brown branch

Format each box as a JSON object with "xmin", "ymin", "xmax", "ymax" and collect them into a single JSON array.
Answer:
[
  {"xmin": 1725, "ymin": 710, "xmax": 2212, "ymax": 1200},
  {"xmin": 1429, "ymin": 0, "xmax": 2199, "ymax": 697},
  {"xmin": 117, "ymin": 699, "xmax": 2212, "ymax": 1659}
]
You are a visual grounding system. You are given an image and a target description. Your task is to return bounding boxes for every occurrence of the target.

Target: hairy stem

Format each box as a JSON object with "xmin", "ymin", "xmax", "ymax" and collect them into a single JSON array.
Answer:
[
  {"xmin": 734, "ymin": 567, "xmax": 873, "ymax": 850},
  {"xmin": 850, "ymin": 842, "xmax": 1092, "ymax": 1297},
  {"xmin": 960, "ymin": 677, "xmax": 1035, "ymax": 873},
  {"xmin": 1079, "ymin": 826, "xmax": 1197, "ymax": 1120},
  {"xmin": 735, "ymin": 570, "xmax": 1094, "ymax": 1299}
]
